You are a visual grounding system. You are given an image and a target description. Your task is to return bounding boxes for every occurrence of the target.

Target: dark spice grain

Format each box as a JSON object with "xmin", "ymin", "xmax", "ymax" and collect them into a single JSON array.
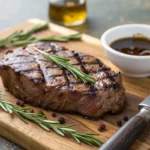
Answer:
[
  {"xmin": 52, "ymin": 112, "xmax": 56, "ymax": 117},
  {"xmin": 20, "ymin": 101, "xmax": 25, "ymax": 107},
  {"xmin": 26, "ymin": 109, "xmax": 34, "ymax": 113},
  {"xmin": 16, "ymin": 100, "xmax": 20, "ymax": 106},
  {"xmin": 29, "ymin": 109, "xmax": 34, "ymax": 113},
  {"xmin": 58, "ymin": 117, "xmax": 65, "ymax": 124},
  {"xmin": 98, "ymin": 123, "xmax": 106, "ymax": 132},
  {"xmin": 123, "ymin": 116, "xmax": 129, "ymax": 121},
  {"xmin": 38, "ymin": 110, "xmax": 44, "ymax": 115},
  {"xmin": 100, "ymin": 124, "xmax": 106, "ymax": 130}
]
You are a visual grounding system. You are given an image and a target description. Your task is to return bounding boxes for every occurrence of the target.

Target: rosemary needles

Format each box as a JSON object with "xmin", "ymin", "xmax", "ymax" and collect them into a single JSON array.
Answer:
[
  {"xmin": 13, "ymin": 33, "xmax": 82, "ymax": 46},
  {"xmin": 34, "ymin": 47, "xmax": 95, "ymax": 84},
  {"xmin": 0, "ymin": 98, "xmax": 102, "ymax": 147},
  {"xmin": 0, "ymin": 23, "xmax": 49, "ymax": 48},
  {"xmin": 0, "ymin": 23, "xmax": 82, "ymax": 47}
]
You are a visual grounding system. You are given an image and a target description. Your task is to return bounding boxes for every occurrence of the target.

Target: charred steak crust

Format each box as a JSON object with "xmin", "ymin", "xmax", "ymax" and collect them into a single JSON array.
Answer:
[{"xmin": 0, "ymin": 42, "xmax": 125, "ymax": 118}]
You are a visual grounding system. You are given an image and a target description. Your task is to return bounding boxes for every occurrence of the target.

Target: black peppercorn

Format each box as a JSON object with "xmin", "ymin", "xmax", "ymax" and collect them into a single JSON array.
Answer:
[
  {"xmin": 52, "ymin": 112, "xmax": 56, "ymax": 117},
  {"xmin": 29, "ymin": 109, "xmax": 34, "ymax": 113},
  {"xmin": 123, "ymin": 116, "xmax": 129, "ymax": 121},
  {"xmin": 58, "ymin": 117, "xmax": 65, "ymax": 124},
  {"xmin": 16, "ymin": 100, "xmax": 20, "ymax": 106},
  {"xmin": 26, "ymin": 108, "xmax": 34, "ymax": 113},
  {"xmin": 100, "ymin": 124, "xmax": 106, "ymax": 130},
  {"xmin": 38, "ymin": 110, "xmax": 44, "ymax": 115},
  {"xmin": 20, "ymin": 101, "xmax": 25, "ymax": 107},
  {"xmin": 117, "ymin": 120, "xmax": 122, "ymax": 127},
  {"xmin": 73, "ymin": 52, "xmax": 79, "ymax": 57}
]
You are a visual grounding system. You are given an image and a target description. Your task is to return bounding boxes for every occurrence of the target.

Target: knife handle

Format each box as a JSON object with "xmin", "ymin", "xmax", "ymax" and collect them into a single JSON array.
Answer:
[{"xmin": 99, "ymin": 112, "xmax": 148, "ymax": 150}]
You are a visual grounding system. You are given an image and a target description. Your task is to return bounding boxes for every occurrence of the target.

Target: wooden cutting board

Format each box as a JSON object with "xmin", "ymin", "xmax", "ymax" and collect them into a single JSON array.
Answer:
[{"xmin": 0, "ymin": 19, "xmax": 149, "ymax": 150}]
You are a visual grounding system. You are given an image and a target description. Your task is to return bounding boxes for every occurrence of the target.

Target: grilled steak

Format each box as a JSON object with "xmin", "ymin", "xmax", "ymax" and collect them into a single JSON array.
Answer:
[{"xmin": 0, "ymin": 42, "xmax": 125, "ymax": 118}]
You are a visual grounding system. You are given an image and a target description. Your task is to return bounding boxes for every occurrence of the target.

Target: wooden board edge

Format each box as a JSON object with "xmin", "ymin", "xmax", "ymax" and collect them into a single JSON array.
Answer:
[{"xmin": 0, "ymin": 119, "xmax": 49, "ymax": 150}]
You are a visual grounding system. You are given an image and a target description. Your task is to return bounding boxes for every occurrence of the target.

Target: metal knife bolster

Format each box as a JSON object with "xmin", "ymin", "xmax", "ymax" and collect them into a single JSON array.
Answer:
[{"xmin": 136, "ymin": 107, "xmax": 150, "ymax": 123}]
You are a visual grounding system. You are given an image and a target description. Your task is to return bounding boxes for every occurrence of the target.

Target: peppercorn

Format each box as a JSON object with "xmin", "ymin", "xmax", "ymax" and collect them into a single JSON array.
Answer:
[
  {"xmin": 100, "ymin": 124, "xmax": 106, "ymax": 130},
  {"xmin": 123, "ymin": 116, "xmax": 129, "ymax": 122},
  {"xmin": 16, "ymin": 100, "xmax": 20, "ymax": 106},
  {"xmin": 20, "ymin": 101, "xmax": 25, "ymax": 107},
  {"xmin": 38, "ymin": 110, "xmax": 44, "ymax": 115},
  {"xmin": 26, "ymin": 109, "xmax": 34, "ymax": 113},
  {"xmin": 117, "ymin": 120, "xmax": 122, "ymax": 127},
  {"xmin": 58, "ymin": 117, "xmax": 65, "ymax": 124},
  {"xmin": 29, "ymin": 109, "xmax": 34, "ymax": 113},
  {"xmin": 52, "ymin": 112, "xmax": 56, "ymax": 117},
  {"xmin": 98, "ymin": 123, "xmax": 106, "ymax": 131}
]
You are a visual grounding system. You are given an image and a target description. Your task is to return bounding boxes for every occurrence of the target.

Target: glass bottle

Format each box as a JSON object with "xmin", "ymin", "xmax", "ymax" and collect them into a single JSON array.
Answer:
[{"xmin": 49, "ymin": 0, "xmax": 87, "ymax": 26}]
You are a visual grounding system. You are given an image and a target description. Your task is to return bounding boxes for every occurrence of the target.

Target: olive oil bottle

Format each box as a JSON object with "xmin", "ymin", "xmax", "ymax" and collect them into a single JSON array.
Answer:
[{"xmin": 49, "ymin": 0, "xmax": 87, "ymax": 26}]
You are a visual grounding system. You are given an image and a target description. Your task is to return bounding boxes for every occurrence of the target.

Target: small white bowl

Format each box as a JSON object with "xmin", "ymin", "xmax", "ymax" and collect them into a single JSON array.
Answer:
[{"xmin": 101, "ymin": 24, "xmax": 150, "ymax": 77}]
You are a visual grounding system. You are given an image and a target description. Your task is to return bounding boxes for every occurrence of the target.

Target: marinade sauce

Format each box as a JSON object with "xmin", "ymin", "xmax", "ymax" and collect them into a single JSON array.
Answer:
[{"xmin": 110, "ymin": 37, "xmax": 150, "ymax": 56}]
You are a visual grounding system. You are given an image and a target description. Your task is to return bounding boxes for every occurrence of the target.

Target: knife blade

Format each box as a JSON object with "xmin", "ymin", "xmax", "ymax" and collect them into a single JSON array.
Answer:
[{"xmin": 99, "ymin": 95, "xmax": 150, "ymax": 150}]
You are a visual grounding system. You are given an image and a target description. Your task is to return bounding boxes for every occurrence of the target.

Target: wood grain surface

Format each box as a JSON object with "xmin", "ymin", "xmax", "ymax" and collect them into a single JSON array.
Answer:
[{"xmin": 0, "ymin": 19, "xmax": 149, "ymax": 150}]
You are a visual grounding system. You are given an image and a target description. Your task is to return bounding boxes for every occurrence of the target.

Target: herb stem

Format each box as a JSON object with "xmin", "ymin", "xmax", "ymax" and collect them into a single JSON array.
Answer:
[
  {"xmin": 34, "ymin": 47, "xmax": 95, "ymax": 84},
  {"xmin": 13, "ymin": 39, "xmax": 38, "ymax": 46},
  {"xmin": 0, "ymin": 98, "xmax": 102, "ymax": 147},
  {"xmin": 0, "ymin": 23, "xmax": 49, "ymax": 48},
  {"xmin": 0, "ymin": 30, "xmax": 23, "ymax": 47},
  {"xmin": 13, "ymin": 33, "xmax": 82, "ymax": 46},
  {"xmin": 0, "ymin": 23, "xmax": 82, "ymax": 47},
  {"xmin": 39, "ymin": 33, "xmax": 82, "ymax": 42}
]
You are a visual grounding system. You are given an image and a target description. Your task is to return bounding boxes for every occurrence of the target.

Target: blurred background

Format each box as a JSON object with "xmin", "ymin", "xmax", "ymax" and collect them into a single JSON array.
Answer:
[
  {"xmin": 0, "ymin": 0, "xmax": 150, "ymax": 149},
  {"xmin": 0, "ymin": 0, "xmax": 150, "ymax": 37}
]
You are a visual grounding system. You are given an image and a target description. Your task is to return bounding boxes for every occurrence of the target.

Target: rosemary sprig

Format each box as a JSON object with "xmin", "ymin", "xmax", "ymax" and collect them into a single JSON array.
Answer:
[
  {"xmin": 13, "ymin": 38, "xmax": 38, "ymax": 46},
  {"xmin": 0, "ymin": 23, "xmax": 82, "ymax": 47},
  {"xmin": 0, "ymin": 30, "xmax": 23, "ymax": 47},
  {"xmin": 14, "ymin": 23, "xmax": 49, "ymax": 41},
  {"xmin": 0, "ymin": 98, "xmax": 102, "ymax": 147},
  {"xmin": 39, "ymin": 33, "xmax": 82, "ymax": 42},
  {"xmin": 13, "ymin": 33, "xmax": 82, "ymax": 46},
  {"xmin": 0, "ymin": 23, "xmax": 49, "ymax": 47},
  {"xmin": 34, "ymin": 47, "xmax": 95, "ymax": 84}
]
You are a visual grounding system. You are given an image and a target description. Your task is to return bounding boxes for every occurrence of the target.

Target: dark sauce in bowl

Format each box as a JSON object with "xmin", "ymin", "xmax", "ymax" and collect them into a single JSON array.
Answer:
[{"xmin": 110, "ymin": 37, "xmax": 150, "ymax": 56}]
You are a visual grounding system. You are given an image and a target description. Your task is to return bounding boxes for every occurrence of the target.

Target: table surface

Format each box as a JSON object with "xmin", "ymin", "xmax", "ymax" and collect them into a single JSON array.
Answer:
[{"xmin": 0, "ymin": 0, "xmax": 149, "ymax": 149}]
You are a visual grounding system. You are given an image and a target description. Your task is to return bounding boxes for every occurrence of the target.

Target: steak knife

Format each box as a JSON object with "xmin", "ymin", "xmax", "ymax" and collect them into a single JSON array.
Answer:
[{"xmin": 99, "ymin": 95, "xmax": 150, "ymax": 150}]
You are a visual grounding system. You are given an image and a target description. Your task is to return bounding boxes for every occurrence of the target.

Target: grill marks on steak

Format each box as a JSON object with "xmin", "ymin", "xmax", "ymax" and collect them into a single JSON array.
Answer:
[
  {"xmin": 0, "ymin": 42, "xmax": 125, "ymax": 118},
  {"xmin": 24, "ymin": 42, "xmax": 120, "ymax": 93}
]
